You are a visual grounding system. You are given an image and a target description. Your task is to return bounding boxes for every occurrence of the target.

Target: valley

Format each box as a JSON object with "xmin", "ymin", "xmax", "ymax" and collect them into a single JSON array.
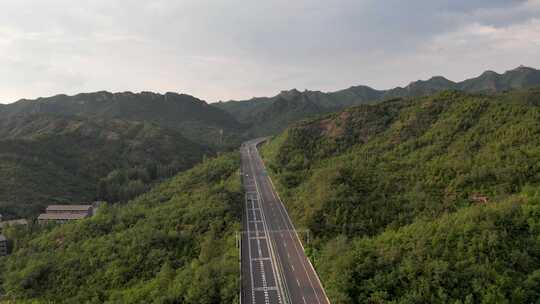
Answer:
[
  {"xmin": 3, "ymin": 1, "xmax": 540, "ymax": 302},
  {"xmin": 1, "ymin": 67, "xmax": 540, "ymax": 303}
]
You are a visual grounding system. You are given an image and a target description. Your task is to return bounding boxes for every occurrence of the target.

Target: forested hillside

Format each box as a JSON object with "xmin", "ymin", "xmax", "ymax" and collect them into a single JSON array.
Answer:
[
  {"xmin": 262, "ymin": 88, "xmax": 540, "ymax": 303},
  {"xmin": 0, "ymin": 153, "xmax": 241, "ymax": 303},
  {"xmin": 216, "ymin": 66, "xmax": 540, "ymax": 137},
  {"xmin": 0, "ymin": 114, "xmax": 210, "ymax": 219}
]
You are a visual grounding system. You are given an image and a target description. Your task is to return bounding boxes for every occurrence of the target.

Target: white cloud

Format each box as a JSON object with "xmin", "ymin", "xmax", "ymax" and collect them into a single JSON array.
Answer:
[
  {"xmin": 0, "ymin": 0, "xmax": 539, "ymax": 103},
  {"xmin": 427, "ymin": 18, "xmax": 540, "ymax": 57}
]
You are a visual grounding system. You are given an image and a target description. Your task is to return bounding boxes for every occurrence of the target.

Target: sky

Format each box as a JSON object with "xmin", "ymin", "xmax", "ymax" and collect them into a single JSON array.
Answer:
[{"xmin": 1, "ymin": 0, "xmax": 539, "ymax": 103}]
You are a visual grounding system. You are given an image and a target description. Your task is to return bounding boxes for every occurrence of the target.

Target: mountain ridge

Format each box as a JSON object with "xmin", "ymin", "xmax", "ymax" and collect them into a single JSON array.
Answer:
[
  {"xmin": 215, "ymin": 66, "xmax": 540, "ymax": 137},
  {"xmin": 0, "ymin": 91, "xmax": 244, "ymax": 148}
]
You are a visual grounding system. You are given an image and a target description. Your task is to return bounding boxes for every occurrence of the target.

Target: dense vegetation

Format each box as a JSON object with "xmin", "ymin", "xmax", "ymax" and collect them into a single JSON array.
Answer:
[
  {"xmin": 0, "ymin": 114, "xmax": 210, "ymax": 219},
  {"xmin": 317, "ymin": 189, "xmax": 540, "ymax": 303},
  {"xmin": 0, "ymin": 153, "xmax": 242, "ymax": 303},
  {"xmin": 262, "ymin": 88, "xmax": 540, "ymax": 303},
  {"xmin": 216, "ymin": 66, "xmax": 540, "ymax": 137}
]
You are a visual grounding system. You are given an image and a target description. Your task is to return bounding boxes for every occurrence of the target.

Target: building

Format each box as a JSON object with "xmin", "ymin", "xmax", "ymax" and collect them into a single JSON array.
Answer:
[
  {"xmin": 46, "ymin": 205, "xmax": 94, "ymax": 216},
  {"xmin": 38, "ymin": 204, "xmax": 94, "ymax": 224},
  {"xmin": 38, "ymin": 212, "xmax": 89, "ymax": 224},
  {"xmin": 0, "ymin": 234, "xmax": 7, "ymax": 256}
]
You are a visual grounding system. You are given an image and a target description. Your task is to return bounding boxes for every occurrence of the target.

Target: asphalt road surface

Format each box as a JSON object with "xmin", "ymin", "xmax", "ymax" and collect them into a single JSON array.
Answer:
[{"xmin": 240, "ymin": 139, "xmax": 330, "ymax": 304}]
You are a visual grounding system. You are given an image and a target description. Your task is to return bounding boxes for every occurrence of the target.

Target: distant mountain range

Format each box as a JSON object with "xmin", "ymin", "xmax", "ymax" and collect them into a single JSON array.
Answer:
[
  {"xmin": 215, "ymin": 66, "xmax": 540, "ymax": 136},
  {"xmin": 3, "ymin": 66, "xmax": 539, "ymax": 140}
]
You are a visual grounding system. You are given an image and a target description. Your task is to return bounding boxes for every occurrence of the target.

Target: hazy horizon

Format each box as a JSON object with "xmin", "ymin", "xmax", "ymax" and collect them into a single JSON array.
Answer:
[
  {"xmin": 1, "ymin": 0, "xmax": 539, "ymax": 104},
  {"xmin": 0, "ymin": 65, "xmax": 535, "ymax": 104}
]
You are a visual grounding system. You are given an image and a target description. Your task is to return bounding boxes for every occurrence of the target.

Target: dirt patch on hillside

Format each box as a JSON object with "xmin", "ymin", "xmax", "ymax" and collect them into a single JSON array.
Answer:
[{"xmin": 319, "ymin": 111, "xmax": 350, "ymax": 138}]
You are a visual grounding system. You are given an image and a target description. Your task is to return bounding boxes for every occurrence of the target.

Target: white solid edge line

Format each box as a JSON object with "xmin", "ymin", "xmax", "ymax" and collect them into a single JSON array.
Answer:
[
  {"xmin": 268, "ymin": 175, "xmax": 331, "ymax": 304},
  {"xmin": 253, "ymin": 143, "xmax": 323, "ymax": 304}
]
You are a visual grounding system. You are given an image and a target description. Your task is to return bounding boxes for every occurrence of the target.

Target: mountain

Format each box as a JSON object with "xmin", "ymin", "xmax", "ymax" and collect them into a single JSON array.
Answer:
[
  {"xmin": 458, "ymin": 66, "xmax": 540, "ymax": 92},
  {"xmin": 261, "ymin": 87, "xmax": 540, "ymax": 303},
  {"xmin": 0, "ymin": 153, "xmax": 241, "ymax": 303},
  {"xmin": 0, "ymin": 114, "xmax": 211, "ymax": 219},
  {"xmin": 383, "ymin": 75, "xmax": 457, "ymax": 98},
  {"xmin": 1, "ymin": 91, "xmax": 245, "ymax": 148},
  {"xmin": 215, "ymin": 66, "xmax": 540, "ymax": 137},
  {"xmin": 214, "ymin": 87, "xmax": 384, "ymax": 137}
]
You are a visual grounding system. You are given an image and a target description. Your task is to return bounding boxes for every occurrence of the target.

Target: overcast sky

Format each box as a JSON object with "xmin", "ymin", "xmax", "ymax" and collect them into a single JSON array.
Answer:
[{"xmin": 1, "ymin": 0, "xmax": 539, "ymax": 103}]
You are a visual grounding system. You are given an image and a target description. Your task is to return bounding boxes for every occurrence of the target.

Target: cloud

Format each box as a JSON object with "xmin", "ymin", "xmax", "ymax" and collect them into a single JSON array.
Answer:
[{"xmin": 0, "ymin": 0, "xmax": 539, "ymax": 103}]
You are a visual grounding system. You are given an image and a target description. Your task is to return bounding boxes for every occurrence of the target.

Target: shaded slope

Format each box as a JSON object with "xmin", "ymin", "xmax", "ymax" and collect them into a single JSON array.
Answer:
[{"xmin": 0, "ymin": 114, "xmax": 210, "ymax": 219}]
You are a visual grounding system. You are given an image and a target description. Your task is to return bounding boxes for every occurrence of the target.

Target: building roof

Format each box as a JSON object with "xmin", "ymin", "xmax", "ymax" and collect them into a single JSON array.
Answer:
[
  {"xmin": 0, "ymin": 219, "xmax": 28, "ymax": 228},
  {"xmin": 0, "ymin": 234, "xmax": 6, "ymax": 242},
  {"xmin": 46, "ymin": 205, "xmax": 92, "ymax": 211},
  {"xmin": 38, "ymin": 213, "xmax": 88, "ymax": 220}
]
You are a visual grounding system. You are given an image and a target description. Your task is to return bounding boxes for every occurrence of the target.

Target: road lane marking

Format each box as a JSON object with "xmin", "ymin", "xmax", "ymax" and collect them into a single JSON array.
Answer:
[
  {"xmin": 244, "ymin": 192, "xmax": 256, "ymax": 304},
  {"xmin": 254, "ymin": 286, "xmax": 278, "ymax": 291},
  {"xmin": 249, "ymin": 236, "xmax": 268, "ymax": 240},
  {"xmin": 247, "ymin": 144, "xmax": 285, "ymax": 304},
  {"xmin": 252, "ymin": 257, "xmax": 271, "ymax": 261}
]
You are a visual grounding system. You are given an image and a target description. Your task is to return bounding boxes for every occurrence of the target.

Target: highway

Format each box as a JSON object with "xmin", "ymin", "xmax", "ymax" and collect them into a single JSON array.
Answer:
[{"xmin": 240, "ymin": 139, "xmax": 330, "ymax": 304}]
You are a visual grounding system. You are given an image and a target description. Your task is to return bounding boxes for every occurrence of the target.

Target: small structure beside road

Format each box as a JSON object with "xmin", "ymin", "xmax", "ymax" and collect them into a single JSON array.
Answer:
[
  {"xmin": 0, "ymin": 234, "xmax": 7, "ymax": 256},
  {"xmin": 0, "ymin": 214, "xmax": 26, "ymax": 257},
  {"xmin": 0, "ymin": 219, "xmax": 28, "ymax": 229}
]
